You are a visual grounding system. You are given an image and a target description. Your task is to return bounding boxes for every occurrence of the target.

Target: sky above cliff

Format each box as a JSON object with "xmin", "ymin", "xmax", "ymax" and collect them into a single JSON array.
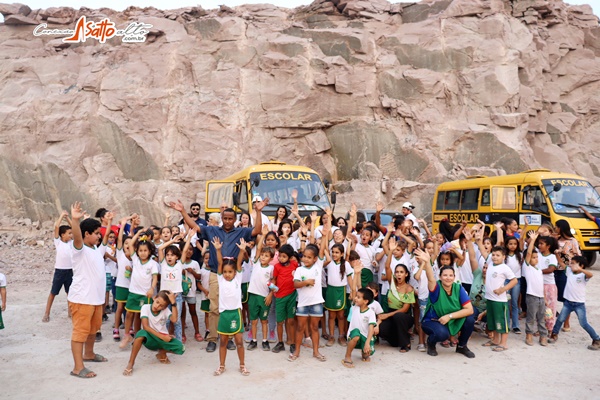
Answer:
[{"xmin": 12, "ymin": 0, "xmax": 600, "ymax": 16}]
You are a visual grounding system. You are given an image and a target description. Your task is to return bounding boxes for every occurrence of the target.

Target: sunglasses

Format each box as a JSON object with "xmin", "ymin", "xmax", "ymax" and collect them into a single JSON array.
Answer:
[{"xmin": 191, "ymin": 207, "xmax": 200, "ymax": 211}]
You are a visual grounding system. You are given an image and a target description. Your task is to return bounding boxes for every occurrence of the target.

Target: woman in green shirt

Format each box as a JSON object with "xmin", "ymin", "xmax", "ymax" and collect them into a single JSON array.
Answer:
[{"xmin": 377, "ymin": 238, "xmax": 416, "ymax": 352}]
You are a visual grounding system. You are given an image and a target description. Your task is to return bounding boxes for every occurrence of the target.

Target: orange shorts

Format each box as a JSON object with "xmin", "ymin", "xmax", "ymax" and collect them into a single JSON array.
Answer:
[{"xmin": 69, "ymin": 302, "xmax": 103, "ymax": 342}]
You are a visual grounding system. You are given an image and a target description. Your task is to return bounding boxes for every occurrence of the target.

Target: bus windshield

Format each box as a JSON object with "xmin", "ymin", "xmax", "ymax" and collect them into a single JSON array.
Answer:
[
  {"xmin": 543, "ymin": 178, "xmax": 600, "ymax": 215},
  {"xmin": 250, "ymin": 172, "xmax": 330, "ymax": 213}
]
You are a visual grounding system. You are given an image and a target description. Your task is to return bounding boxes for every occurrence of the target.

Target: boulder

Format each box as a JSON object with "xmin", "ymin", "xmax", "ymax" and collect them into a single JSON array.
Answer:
[
  {"xmin": 0, "ymin": 3, "xmax": 31, "ymax": 16},
  {"xmin": 4, "ymin": 14, "xmax": 38, "ymax": 25}
]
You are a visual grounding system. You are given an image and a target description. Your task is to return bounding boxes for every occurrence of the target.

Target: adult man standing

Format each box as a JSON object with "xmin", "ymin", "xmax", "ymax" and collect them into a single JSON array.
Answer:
[
  {"xmin": 167, "ymin": 198, "xmax": 267, "ymax": 352},
  {"xmin": 402, "ymin": 202, "xmax": 419, "ymax": 227},
  {"xmin": 180, "ymin": 202, "xmax": 207, "ymax": 228}
]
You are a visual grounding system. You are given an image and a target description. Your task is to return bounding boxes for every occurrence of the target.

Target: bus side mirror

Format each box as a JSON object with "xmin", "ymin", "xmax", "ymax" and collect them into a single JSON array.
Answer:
[
  {"xmin": 330, "ymin": 191, "xmax": 337, "ymax": 205},
  {"xmin": 553, "ymin": 183, "xmax": 562, "ymax": 193},
  {"xmin": 232, "ymin": 193, "xmax": 240, "ymax": 206},
  {"xmin": 252, "ymin": 178, "xmax": 260, "ymax": 188},
  {"xmin": 522, "ymin": 185, "xmax": 531, "ymax": 192},
  {"xmin": 324, "ymin": 179, "xmax": 331, "ymax": 189}
]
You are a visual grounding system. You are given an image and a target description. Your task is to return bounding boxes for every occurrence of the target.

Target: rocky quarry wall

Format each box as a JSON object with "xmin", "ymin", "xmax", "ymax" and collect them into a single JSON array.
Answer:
[{"xmin": 0, "ymin": 0, "xmax": 599, "ymax": 229}]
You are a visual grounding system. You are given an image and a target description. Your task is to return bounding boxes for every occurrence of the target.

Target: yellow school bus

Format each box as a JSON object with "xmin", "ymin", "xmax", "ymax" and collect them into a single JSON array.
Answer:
[
  {"xmin": 205, "ymin": 161, "xmax": 334, "ymax": 218},
  {"xmin": 432, "ymin": 169, "xmax": 600, "ymax": 263}
]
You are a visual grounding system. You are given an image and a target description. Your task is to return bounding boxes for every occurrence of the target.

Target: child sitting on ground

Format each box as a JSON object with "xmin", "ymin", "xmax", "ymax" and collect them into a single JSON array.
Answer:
[
  {"xmin": 123, "ymin": 290, "xmax": 185, "ymax": 376},
  {"xmin": 549, "ymin": 256, "xmax": 600, "ymax": 350},
  {"xmin": 342, "ymin": 288, "xmax": 377, "ymax": 368}
]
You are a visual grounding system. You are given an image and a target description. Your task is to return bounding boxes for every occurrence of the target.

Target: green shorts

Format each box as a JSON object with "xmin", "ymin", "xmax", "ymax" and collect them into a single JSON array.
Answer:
[
  {"xmin": 248, "ymin": 293, "xmax": 270, "ymax": 321},
  {"xmin": 125, "ymin": 293, "xmax": 151, "ymax": 313},
  {"xmin": 135, "ymin": 329, "xmax": 185, "ymax": 354},
  {"xmin": 487, "ymin": 300, "xmax": 509, "ymax": 333},
  {"xmin": 381, "ymin": 293, "xmax": 389, "ymax": 313},
  {"xmin": 361, "ymin": 269, "xmax": 374, "ymax": 288},
  {"xmin": 105, "ymin": 273, "xmax": 112, "ymax": 292},
  {"xmin": 0, "ymin": 308, "xmax": 4, "ymax": 330},
  {"xmin": 115, "ymin": 286, "xmax": 129, "ymax": 303},
  {"xmin": 275, "ymin": 291, "xmax": 297, "ymax": 323},
  {"xmin": 217, "ymin": 309, "xmax": 243, "ymax": 335},
  {"xmin": 200, "ymin": 299, "xmax": 210, "ymax": 312},
  {"xmin": 348, "ymin": 328, "xmax": 375, "ymax": 355},
  {"xmin": 241, "ymin": 282, "xmax": 249, "ymax": 304},
  {"xmin": 325, "ymin": 285, "xmax": 346, "ymax": 311}
]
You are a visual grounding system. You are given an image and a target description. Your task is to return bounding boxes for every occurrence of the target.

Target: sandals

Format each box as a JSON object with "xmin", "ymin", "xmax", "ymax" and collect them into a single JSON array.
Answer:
[
  {"xmin": 313, "ymin": 353, "xmax": 327, "ymax": 362},
  {"xmin": 195, "ymin": 333, "xmax": 204, "ymax": 342},
  {"xmin": 214, "ymin": 365, "xmax": 226, "ymax": 376},
  {"xmin": 493, "ymin": 345, "xmax": 508, "ymax": 352},
  {"xmin": 182, "ymin": 334, "xmax": 187, "ymax": 344},
  {"xmin": 113, "ymin": 329, "xmax": 120, "ymax": 341},
  {"xmin": 481, "ymin": 341, "xmax": 499, "ymax": 347},
  {"xmin": 321, "ymin": 334, "xmax": 330, "ymax": 341},
  {"xmin": 287, "ymin": 354, "xmax": 298, "ymax": 362},
  {"xmin": 70, "ymin": 367, "xmax": 96, "ymax": 379},
  {"xmin": 326, "ymin": 337, "xmax": 335, "ymax": 347},
  {"xmin": 83, "ymin": 354, "xmax": 108, "ymax": 362},
  {"xmin": 441, "ymin": 340, "xmax": 450, "ymax": 348},
  {"xmin": 341, "ymin": 359, "xmax": 355, "ymax": 368},
  {"xmin": 156, "ymin": 354, "xmax": 171, "ymax": 364},
  {"xmin": 122, "ymin": 368, "xmax": 133, "ymax": 376},
  {"xmin": 239, "ymin": 365, "xmax": 250, "ymax": 376},
  {"xmin": 338, "ymin": 337, "xmax": 347, "ymax": 347}
]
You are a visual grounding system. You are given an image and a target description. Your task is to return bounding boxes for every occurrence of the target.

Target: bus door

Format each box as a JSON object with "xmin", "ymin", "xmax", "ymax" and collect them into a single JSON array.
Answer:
[
  {"xmin": 490, "ymin": 185, "xmax": 518, "ymax": 223},
  {"xmin": 205, "ymin": 180, "xmax": 235, "ymax": 218},
  {"xmin": 520, "ymin": 185, "xmax": 550, "ymax": 232}
]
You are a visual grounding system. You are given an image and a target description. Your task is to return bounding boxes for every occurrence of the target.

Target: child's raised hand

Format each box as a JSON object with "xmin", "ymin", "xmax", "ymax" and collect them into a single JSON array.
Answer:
[
  {"xmin": 254, "ymin": 197, "xmax": 270, "ymax": 212},
  {"xmin": 414, "ymin": 248, "xmax": 431, "ymax": 263},
  {"xmin": 70, "ymin": 202, "xmax": 85, "ymax": 220},
  {"xmin": 261, "ymin": 223, "xmax": 269, "ymax": 237},
  {"xmin": 494, "ymin": 221, "xmax": 503, "ymax": 230},
  {"xmin": 463, "ymin": 229, "xmax": 472, "ymax": 241},
  {"xmin": 376, "ymin": 201, "xmax": 384, "ymax": 213},
  {"xmin": 165, "ymin": 211, "xmax": 170, "ymax": 219},
  {"xmin": 211, "ymin": 237, "xmax": 223, "ymax": 250},
  {"xmin": 386, "ymin": 221, "xmax": 394, "ymax": 233},
  {"xmin": 237, "ymin": 238, "xmax": 247, "ymax": 250},
  {"xmin": 166, "ymin": 290, "xmax": 176, "ymax": 304},
  {"xmin": 310, "ymin": 211, "xmax": 318, "ymax": 222},
  {"xmin": 60, "ymin": 210, "xmax": 69, "ymax": 219},
  {"xmin": 388, "ymin": 236, "xmax": 397, "ymax": 251},
  {"xmin": 325, "ymin": 207, "xmax": 332, "ymax": 216},
  {"xmin": 351, "ymin": 259, "xmax": 362, "ymax": 272},
  {"xmin": 291, "ymin": 189, "xmax": 298, "ymax": 200},
  {"xmin": 411, "ymin": 226, "xmax": 421, "ymax": 237},
  {"xmin": 349, "ymin": 203, "xmax": 357, "ymax": 217}
]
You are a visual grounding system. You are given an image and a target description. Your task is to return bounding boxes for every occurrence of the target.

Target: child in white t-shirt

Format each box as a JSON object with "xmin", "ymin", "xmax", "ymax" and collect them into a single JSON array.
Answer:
[
  {"xmin": 113, "ymin": 217, "xmax": 135, "ymax": 342},
  {"xmin": 523, "ymin": 232, "xmax": 548, "ymax": 346},
  {"xmin": 103, "ymin": 231, "xmax": 117, "ymax": 320},
  {"xmin": 342, "ymin": 288, "xmax": 377, "ymax": 367},
  {"xmin": 246, "ymin": 237, "xmax": 275, "ymax": 351},
  {"xmin": 549, "ymin": 256, "xmax": 600, "ymax": 350},
  {"xmin": 198, "ymin": 252, "xmax": 211, "ymax": 338},
  {"xmin": 43, "ymin": 210, "xmax": 73, "ymax": 323},
  {"xmin": 484, "ymin": 247, "xmax": 517, "ymax": 352},
  {"xmin": 0, "ymin": 272, "xmax": 6, "ymax": 330},
  {"xmin": 180, "ymin": 231, "xmax": 203, "ymax": 343},
  {"xmin": 123, "ymin": 290, "xmax": 184, "ymax": 376},
  {"xmin": 214, "ymin": 237, "xmax": 249, "ymax": 376}
]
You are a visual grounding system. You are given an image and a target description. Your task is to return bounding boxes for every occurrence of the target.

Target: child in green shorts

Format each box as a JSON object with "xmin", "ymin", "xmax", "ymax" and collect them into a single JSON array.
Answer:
[
  {"xmin": 342, "ymin": 288, "xmax": 376, "ymax": 368},
  {"xmin": 123, "ymin": 290, "xmax": 184, "ymax": 376},
  {"xmin": 214, "ymin": 237, "xmax": 249, "ymax": 376}
]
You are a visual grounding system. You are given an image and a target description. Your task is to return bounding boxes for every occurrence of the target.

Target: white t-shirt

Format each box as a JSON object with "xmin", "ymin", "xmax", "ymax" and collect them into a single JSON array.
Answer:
[
  {"xmin": 251, "ymin": 213, "xmax": 271, "ymax": 231},
  {"xmin": 115, "ymin": 248, "xmax": 132, "ymax": 289},
  {"xmin": 411, "ymin": 261, "xmax": 429, "ymax": 301},
  {"xmin": 539, "ymin": 253, "xmax": 558, "ymax": 285},
  {"xmin": 485, "ymin": 263, "xmax": 515, "ymax": 302},
  {"xmin": 405, "ymin": 213, "xmax": 418, "ymax": 227},
  {"xmin": 314, "ymin": 225, "xmax": 339, "ymax": 241},
  {"xmin": 347, "ymin": 305, "xmax": 376, "ymax": 338},
  {"xmin": 218, "ymin": 272, "xmax": 242, "ymax": 312},
  {"xmin": 294, "ymin": 258, "xmax": 324, "ymax": 307},
  {"xmin": 160, "ymin": 260, "xmax": 183, "ymax": 294},
  {"xmin": 458, "ymin": 249, "xmax": 474, "ymax": 284},
  {"xmin": 183, "ymin": 260, "xmax": 201, "ymax": 297},
  {"xmin": 378, "ymin": 254, "xmax": 388, "ymax": 293},
  {"xmin": 105, "ymin": 245, "xmax": 117, "ymax": 277},
  {"xmin": 355, "ymin": 242, "xmax": 377, "ymax": 273},
  {"xmin": 248, "ymin": 260, "xmax": 273, "ymax": 297},
  {"xmin": 326, "ymin": 261, "xmax": 353, "ymax": 287},
  {"xmin": 54, "ymin": 238, "xmax": 73, "ymax": 270},
  {"xmin": 369, "ymin": 300, "xmax": 384, "ymax": 315},
  {"xmin": 564, "ymin": 267, "xmax": 589, "ymax": 303},
  {"xmin": 198, "ymin": 267, "xmax": 211, "ymax": 301},
  {"xmin": 67, "ymin": 243, "xmax": 106, "ymax": 305},
  {"xmin": 129, "ymin": 255, "xmax": 159, "ymax": 296},
  {"xmin": 140, "ymin": 303, "xmax": 171, "ymax": 335},
  {"xmin": 505, "ymin": 254, "xmax": 522, "ymax": 279},
  {"xmin": 0, "ymin": 273, "xmax": 6, "ymax": 287},
  {"xmin": 522, "ymin": 262, "xmax": 544, "ymax": 298}
]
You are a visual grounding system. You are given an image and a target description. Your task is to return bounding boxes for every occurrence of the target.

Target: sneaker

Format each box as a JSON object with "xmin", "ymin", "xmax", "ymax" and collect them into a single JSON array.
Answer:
[
  {"xmin": 512, "ymin": 328, "xmax": 522, "ymax": 335},
  {"xmin": 417, "ymin": 344, "xmax": 426, "ymax": 352},
  {"xmin": 95, "ymin": 331, "xmax": 103, "ymax": 342},
  {"xmin": 206, "ymin": 341, "xmax": 217, "ymax": 352},
  {"xmin": 113, "ymin": 328, "xmax": 120, "ymax": 342},
  {"xmin": 247, "ymin": 340, "xmax": 258, "ymax": 351},
  {"xmin": 102, "ymin": 313, "xmax": 109, "ymax": 322},
  {"xmin": 588, "ymin": 339, "xmax": 600, "ymax": 351},
  {"xmin": 427, "ymin": 343, "xmax": 438, "ymax": 356},
  {"xmin": 456, "ymin": 345, "xmax": 475, "ymax": 359},
  {"xmin": 272, "ymin": 342, "xmax": 285, "ymax": 353},
  {"xmin": 289, "ymin": 344, "xmax": 296, "ymax": 354},
  {"xmin": 227, "ymin": 339, "xmax": 236, "ymax": 350},
  {"xmin": 268, "ymin": 330, "xmax": 277, "ymax": 343},
  {"xmin": 244, "ymin": 331, "xmax": 253, "ymax": 343},
  {"xmin": 262, "ymin": 341, "xmax": 270, "ymax": 351}
]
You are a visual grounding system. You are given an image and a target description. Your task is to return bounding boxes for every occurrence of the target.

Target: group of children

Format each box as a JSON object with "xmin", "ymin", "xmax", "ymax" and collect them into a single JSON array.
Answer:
[{"xmin": 18, "ymin": 197, "xmax": 600, "ymax": 378}]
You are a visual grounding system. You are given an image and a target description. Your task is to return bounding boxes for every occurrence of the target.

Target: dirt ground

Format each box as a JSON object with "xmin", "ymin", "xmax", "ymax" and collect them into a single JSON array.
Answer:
[{"xmin": 1, "ymin": 245, "xmax": 599, "ymax": 399}]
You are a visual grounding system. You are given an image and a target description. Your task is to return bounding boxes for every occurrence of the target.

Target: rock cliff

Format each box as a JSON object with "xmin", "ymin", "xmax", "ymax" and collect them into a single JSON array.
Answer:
[{"xmin": 0, "ymin": 0, "xmax": 599, "ymax": 223}]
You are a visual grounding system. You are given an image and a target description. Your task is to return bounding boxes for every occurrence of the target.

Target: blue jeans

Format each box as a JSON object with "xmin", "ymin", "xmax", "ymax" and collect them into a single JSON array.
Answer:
[
  {"xmin": 422, "ymin": 315, "xmax": 475, "ymax": 347},
  {"xmin": 506, "ymin": 279, "xmax": 520, "ymax": 329},
  {"xmin": 167, "ymin": 293, "xmax": 183, "ymax": 341},
  {"xmin": 552, "ymin": 300, "xmax": 600, "ymax": 340}
]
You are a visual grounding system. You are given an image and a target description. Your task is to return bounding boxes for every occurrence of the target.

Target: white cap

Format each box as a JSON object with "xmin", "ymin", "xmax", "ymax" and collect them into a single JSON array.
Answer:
[
  {"xmin": 252, "ymin": 195, "xmax": 262, "ymax": 203},
  {"xmin": 402, "ymin": 202, "xmax": 415, "ymax": 210}
]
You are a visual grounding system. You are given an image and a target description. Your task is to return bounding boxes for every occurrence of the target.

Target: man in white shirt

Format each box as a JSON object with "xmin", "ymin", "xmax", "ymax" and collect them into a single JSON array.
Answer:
[{"xmin": 401, "ymin": 202, "xmax": 419, "ymax": 227}]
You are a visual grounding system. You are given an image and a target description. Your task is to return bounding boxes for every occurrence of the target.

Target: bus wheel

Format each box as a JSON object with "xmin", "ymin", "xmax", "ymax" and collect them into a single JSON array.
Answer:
[{"xmin": 583, "ymin": 251, "xmax": 597, "ymax": 267}]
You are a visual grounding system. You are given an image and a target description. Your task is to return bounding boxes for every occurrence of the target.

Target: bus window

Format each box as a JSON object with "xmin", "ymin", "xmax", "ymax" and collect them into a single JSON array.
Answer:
[
  {"xmin": 235, "ymin": 181, "xmax": 248, "ymax": 211},
  {"xmin": 491, "ymin": 186, "xmax": 517, "ymax": 210},
  {"xmin": 445, "ymin": 190, "xmax": 460, "ymax": 210},
  {"xmin": 481, "ymin": 189, "xmax": 490, "ymax": 206},
  {"xmin": 522, "ymin": 186, "xmax": 547, "ymax": 214},
  {"xmin": 436, "ymin": 192, "xmax": 445, "ymax": 210},
  {"xmin": 461, "ymin": 189, "xmax": 479, "ymax": 210}
]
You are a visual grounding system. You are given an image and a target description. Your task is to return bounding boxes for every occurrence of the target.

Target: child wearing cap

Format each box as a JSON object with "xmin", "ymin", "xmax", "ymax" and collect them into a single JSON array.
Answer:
[{"xmin": 401, "ymin": 202, "xmax": 418, "ymax": 227}]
